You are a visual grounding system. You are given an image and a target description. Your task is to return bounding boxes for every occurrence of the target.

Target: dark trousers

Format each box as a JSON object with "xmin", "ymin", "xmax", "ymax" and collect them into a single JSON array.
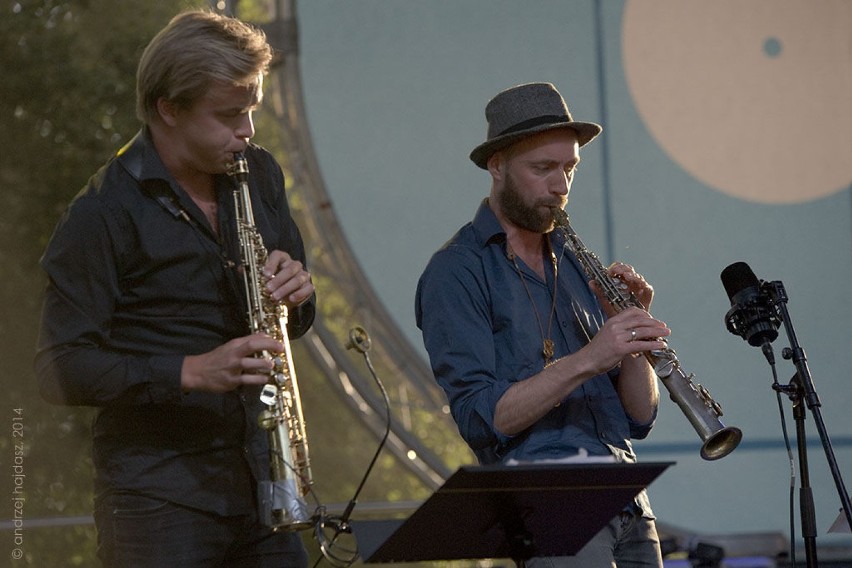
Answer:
[
  {"xmin": 94, "ymin": 492, "xmax": 308, "ymax": 568},
  {"xmin": 527, "ymin": 511, "xmax": 663, "ymax": 568}
]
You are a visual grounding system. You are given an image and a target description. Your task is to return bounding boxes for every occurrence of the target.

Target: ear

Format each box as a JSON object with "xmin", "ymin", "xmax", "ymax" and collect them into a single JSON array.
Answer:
[
  {"xmin": 486, "ymin": 152, "xmax": 505, "ymax": 181},
  {"xmin": 156, "ymin": 98, "xmax": 180, "ymax": 127}
]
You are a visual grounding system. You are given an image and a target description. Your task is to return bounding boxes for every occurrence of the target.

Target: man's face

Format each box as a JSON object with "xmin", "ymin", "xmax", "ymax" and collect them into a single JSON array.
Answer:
[
  {"xmin": 168, "ymin": 76, "xmax": 263, "ymax": 175},
  {"xmin": 494, "ymin": 129, "xmax": 580, "ymax": 233}
]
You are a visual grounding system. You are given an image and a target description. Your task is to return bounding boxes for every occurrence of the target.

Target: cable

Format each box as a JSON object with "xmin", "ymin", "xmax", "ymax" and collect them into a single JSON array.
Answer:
[
  {"xmin": 313, "ymin": 326, "xmax": 392, "ymax": 568},
  {"xmin": 763, "ymin": 342, "xmax": 797, "ymax": 566}
]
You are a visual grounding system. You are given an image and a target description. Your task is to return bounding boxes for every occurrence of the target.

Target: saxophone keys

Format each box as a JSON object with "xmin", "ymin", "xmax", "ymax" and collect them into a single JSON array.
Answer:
[
  {"xmin": 259, "ymin": 384, "xmax": 278, "ymax": 406},
  {"xmin": 609, "ymin": 276, "xmax": 630, "ymax": 292},
  {"xmin": 258, "ymin": 408, "xmax": 277, "ymax": 430},
  {"xmin": 697, "ymin": 383, "xmax": 725, "ymax": 416}
]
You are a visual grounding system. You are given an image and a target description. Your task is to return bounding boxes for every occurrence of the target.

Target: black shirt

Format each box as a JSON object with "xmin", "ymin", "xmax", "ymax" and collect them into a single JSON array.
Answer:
[{"xmin": 35, "ymin": 129, "xmax": 315, "ymax": 516}]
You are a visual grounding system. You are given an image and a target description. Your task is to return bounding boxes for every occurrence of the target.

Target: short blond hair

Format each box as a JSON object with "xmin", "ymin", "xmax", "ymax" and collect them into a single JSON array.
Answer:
[{"xmin": 136, "ymin": 10, "xmax": 273, "ymax": 124}]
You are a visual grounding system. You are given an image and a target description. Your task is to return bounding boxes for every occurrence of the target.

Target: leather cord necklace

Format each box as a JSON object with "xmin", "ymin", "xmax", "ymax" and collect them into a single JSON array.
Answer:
[{"xmin": 508, "ymin": 238, "xmax": 559, "ymax": 363}]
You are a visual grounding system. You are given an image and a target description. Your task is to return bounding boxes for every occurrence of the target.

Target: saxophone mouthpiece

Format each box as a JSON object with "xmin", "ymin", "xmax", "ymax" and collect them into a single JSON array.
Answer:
[
  {"xmin": 227, "ymin": 152, "xmax": 249, "ymax": 181},
  {"xmin": 551, "ymin": 207, "xmax": 569, "ymax": 228}
]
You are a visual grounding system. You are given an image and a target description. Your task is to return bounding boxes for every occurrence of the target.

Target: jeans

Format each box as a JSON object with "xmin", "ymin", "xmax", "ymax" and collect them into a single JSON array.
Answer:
[
  {"xmin": 94, "ymin": 492, "xmax": 308, "ymax": 568},
  {"xmin": 527, "ymin": 511, "xmax": 662, "ymax": 568}
]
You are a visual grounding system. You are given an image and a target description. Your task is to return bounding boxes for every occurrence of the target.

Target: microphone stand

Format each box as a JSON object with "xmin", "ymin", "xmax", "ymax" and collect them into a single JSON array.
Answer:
[{"xmin": 765, "ymin": 280, "xmax": 852, "ymax": 567}]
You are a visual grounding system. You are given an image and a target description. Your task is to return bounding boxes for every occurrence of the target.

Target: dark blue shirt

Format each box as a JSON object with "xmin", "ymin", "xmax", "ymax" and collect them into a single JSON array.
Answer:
[
  {"xmin": 35, "ymin": 129, "xmax": 315, "ymax": 516},
  {"xmin": 416, "ymin": 200, "xmax": 655, "ymax": 477}
]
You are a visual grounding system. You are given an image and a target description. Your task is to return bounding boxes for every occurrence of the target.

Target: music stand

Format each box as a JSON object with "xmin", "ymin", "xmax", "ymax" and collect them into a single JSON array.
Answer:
[{"xmin": 352, "ymin": 461, "xmax": 673, "ymax": 566}]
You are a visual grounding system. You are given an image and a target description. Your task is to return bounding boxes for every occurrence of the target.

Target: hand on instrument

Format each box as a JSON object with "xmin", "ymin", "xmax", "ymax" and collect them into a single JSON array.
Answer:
[
  {"xmin": 181, "ymin": 333, "xmax": 284, "ymax": 393},
  {"xmin": 590, "ymin": 262, "xmax": 655, "ymax": 315},
  {"xmin": 263, "ymin": 250, "xmax": 315, "ymax": 310},
  {"xmin": 579, "ymin": 307, "xmax": 670, "ymax": 376}
]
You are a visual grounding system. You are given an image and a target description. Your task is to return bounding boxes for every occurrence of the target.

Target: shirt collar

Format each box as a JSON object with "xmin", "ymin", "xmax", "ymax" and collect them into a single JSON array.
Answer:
[
  {"xmin": 119, "ymin": 127, "xmax": 176, "ymax": 184},
  {"xmin": 470, "ymin": 198, "xmax": 505, "ymax": 248}
]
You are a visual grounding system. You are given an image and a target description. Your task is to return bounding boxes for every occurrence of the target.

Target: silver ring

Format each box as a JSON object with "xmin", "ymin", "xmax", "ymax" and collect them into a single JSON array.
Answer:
[{"xmin": 630, "ymin": 329, "xmax": 637, "ymax": 342}]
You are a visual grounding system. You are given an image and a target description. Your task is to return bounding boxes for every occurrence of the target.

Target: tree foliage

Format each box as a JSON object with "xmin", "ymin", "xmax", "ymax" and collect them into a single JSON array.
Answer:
[
  {"xmin": 0, "ymin": 1, "xmax": 474, "ymax": 565},
  {"xmin": 0, "ymin": 1, "xmax": 209, "ymax": 565}
]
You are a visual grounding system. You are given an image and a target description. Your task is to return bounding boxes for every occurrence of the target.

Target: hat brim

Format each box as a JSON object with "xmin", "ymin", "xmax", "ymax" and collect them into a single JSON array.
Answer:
[{"xmin": 469, "ymin": 121, "xmax": 602, "ymax": 169}]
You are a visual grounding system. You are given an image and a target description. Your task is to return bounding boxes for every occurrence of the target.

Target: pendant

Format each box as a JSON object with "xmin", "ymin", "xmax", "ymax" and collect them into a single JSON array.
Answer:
[{"xmin": 542, "ymin": 339, "xmax": 554, "ymax": 361}]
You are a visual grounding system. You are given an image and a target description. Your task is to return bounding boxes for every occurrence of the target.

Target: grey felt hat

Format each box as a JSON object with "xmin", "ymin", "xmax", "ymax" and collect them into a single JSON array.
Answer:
[{"xmin": 469, "ymin": 82, "xmax": 602, "ymax": 169}]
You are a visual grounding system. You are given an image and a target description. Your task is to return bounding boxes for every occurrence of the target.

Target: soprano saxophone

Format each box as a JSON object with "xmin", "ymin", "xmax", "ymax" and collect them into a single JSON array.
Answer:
[
  {"xmin": 229, "ymin": 152, "xmax": 313, "ymax": 530},
  {"xmin": 552, "ymin": 208, "xmax": 742, "ymax": 460}
]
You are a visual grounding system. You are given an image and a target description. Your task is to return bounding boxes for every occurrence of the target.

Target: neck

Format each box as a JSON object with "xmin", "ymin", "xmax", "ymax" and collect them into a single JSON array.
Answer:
[
  {"xmin": 149, "ymin": 125, "xmax": 215, "ymax": 201},
  {"xmin": 507, "ymin": 230, "xmax": 550, "ymax": 279}
]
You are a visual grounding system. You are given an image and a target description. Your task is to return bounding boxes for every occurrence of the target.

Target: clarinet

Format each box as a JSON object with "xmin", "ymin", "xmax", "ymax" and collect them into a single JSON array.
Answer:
[{"xmin": 553, "ymin": 208, "xmax": 742, "ymax": 460}]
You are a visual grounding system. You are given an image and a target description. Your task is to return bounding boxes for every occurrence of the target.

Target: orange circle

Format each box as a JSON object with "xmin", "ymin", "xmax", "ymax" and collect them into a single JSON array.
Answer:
[{"xmin": 622, "ymin": 0, "xmax": 851, "ymax": 204}]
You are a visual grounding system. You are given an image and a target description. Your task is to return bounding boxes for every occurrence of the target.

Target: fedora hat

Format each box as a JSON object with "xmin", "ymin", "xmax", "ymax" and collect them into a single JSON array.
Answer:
[{"xmin": 469, "ymin": 82, "xmax": 602, "ymax": 169}]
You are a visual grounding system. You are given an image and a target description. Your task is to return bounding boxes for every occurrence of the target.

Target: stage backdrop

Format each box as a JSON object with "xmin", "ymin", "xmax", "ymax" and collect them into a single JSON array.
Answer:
[{"xmin": 297, "ymin": 0, "xmax": 852, "ymax": 542}]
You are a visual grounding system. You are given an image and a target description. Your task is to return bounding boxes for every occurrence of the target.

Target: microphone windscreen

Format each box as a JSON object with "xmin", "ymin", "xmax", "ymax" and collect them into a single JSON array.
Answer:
[{"xmin": 721, "ymin": 262, "xmax": 759, "ymax": 302}]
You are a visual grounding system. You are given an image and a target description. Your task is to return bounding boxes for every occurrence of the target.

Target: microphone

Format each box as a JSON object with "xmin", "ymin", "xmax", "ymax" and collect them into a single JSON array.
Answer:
[
  {"xmin": 345, "ymin": 326, "xmax": 371, "ymax": 354},
  {"xmin": 721, "ymin": 262, "xmax": 779, "ymax": 347}
]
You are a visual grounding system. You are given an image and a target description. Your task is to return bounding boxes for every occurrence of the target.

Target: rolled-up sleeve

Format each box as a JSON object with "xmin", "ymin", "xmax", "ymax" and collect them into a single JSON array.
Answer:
[{"xmin": 416, "ymin": 246, "xmax": 513, "ymax": 452}]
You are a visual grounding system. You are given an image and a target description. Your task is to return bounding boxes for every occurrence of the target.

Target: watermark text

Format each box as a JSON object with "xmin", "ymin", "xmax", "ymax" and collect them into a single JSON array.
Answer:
[{"xmin": 10, "ymin": 407, "xmax": 25, "ymax": 560}]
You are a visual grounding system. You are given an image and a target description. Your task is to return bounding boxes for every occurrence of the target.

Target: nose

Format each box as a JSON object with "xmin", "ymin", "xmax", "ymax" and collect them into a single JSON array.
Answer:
[
  {"xmin": 550, "ymin": 170, "xmax": 571, "ymax": 196},
  {"xmin": 235, "ymin": 112, "xmax": 256, "ymax": 141}
]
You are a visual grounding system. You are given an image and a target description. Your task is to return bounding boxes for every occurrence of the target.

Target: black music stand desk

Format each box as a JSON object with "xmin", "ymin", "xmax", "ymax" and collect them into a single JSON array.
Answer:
[{"xmin": 352, "ymin": 461, "xmax": 673, "ymax": 564}]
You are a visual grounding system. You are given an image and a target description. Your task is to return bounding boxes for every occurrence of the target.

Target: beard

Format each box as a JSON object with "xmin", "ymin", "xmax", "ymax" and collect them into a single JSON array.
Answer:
[{"xmin": 497, "ymin": 172, "xmax": 565, "ymax": 233}]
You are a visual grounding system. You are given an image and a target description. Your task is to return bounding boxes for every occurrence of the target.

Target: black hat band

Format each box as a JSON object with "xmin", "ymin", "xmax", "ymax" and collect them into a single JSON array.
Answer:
[{"xmin": 497, "ymin": 114, "xmax": 570, "ymax": 137}]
